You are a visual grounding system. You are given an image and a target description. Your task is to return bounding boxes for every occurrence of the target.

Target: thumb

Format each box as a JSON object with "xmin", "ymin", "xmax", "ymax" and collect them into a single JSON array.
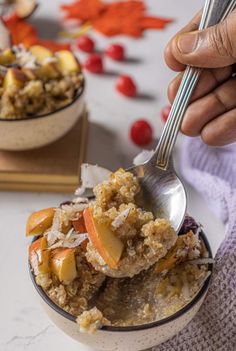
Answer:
[{"xmin": 171, "ymin": 11, "xmax": 236, "ymax": 68}]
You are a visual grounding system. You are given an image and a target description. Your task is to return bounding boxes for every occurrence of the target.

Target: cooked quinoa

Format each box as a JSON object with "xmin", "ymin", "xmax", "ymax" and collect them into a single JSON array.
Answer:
[
  {"xmin": 36, "ymin": 236, "xmax": 210, "ymax": 331},
  {"xmin": 0, "ymin": 45, "xmax": 83, "ymax": 119},
  {"xmin": 27, "ymin": 168, "xmax": 211, "ymax": 334},
  {"xmin": 86, "ymin": 169, "xmax": 177, "ymax": 277},
  {"xmin": 36, "ymin": 246, "xmax": 105, "ymax": 317}
]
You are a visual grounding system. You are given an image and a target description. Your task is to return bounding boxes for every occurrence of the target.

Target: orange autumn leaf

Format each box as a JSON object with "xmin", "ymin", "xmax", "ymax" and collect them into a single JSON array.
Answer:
[
  {"xmin": 61, "ymin": 0, "xmax": 174, "ymax": 37},
  {"xmin": 3, "ymin": 13, "xmax": 70, "ymax": 52},
  {"xmin": 31, "ymin": 39, "xmax": 70, "ymax": 52},
  {"xmin": 140, "ymin": 16, "xmax": 173, "ymax": 30},
  {"xmin": 93, "ymin": 1, "xmax": 145, "ymax": 37},
  {"xmin": 61, "ymin": 0, "xmax": 107, "ymax": 23}
]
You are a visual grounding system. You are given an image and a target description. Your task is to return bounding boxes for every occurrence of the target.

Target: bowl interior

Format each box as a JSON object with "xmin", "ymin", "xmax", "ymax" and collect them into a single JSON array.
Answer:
[
  {"xmin": 0, "ymin": 80, "xmax": 85, "ymax": 122},
  {"xmin": 29, "ymin": 230, "xmax": 213, "ymax": 332}
]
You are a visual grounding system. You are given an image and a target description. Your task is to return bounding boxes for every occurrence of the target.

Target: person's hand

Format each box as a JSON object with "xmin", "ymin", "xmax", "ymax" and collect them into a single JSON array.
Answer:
[{"xmin": 165, "ymin": 10, "xmax": 236, "ymax": 146}]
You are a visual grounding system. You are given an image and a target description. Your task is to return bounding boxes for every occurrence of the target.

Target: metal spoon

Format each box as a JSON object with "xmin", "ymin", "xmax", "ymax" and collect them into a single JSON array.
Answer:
[{"xmin": 128, "ymin": 0, "xmax": 236, "ymax": 233}]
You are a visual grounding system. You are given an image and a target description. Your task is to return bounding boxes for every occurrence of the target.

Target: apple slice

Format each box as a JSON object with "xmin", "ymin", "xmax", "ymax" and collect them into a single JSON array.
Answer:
[
  {"xmin": 26, "ymin": 207, "xmax": 55, "ymax": 237},
  {"xmin": 73, "ymin": 216, "xmax": 88, "ymax": 251},
  {"xmin": 29, "ymin": 237, "xmax": 50, "ymax": 275},
  {"xmin": 3, "ymin": 68, "xmax": 27, "ymax": 91},
  {"xmin": 29, "ymin": 45, "xmax": 53, "ymax": 65},
  {"xmin": 83, "ymin": 208, "xmax": 124, "ymax": 269},
  {"xmin": 15, "ymin": 0, "xmax": 38, "ymax": 19},
  {"xmin": 73, "ymin": 216, "xmax": 86, "ymax": 233},
  {"xmin": 0, "ymin": 48, "xmax": 15, "ymax": 65},
  {"xmin": 36, "ymin": 62, "xmax": 61, "ymax": 79},
  {"xmin": 21, "ymin": 67, "xmax": 37, "ymax": 80},
  {"xmin": 50, "ymin": 248, "xmax": 77, "ymax": 284},
  {"xmin": 56, "ymin": 50, "xmax": 80, "ymax": 75},
  {"xmin": 155, "ymin": 231, "xmax": 197, "ymax": 274}
]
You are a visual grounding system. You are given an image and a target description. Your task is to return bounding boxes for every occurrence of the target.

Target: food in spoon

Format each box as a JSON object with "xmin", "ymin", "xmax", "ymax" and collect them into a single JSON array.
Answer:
[
  {"xmin": 27, "ymin": 167, "xmax": 212, "ymax": 333},
  {"xmin": 0, "ymin": 45, "xmax": 83, "ymax": 119},
  {"xmin": 83, "ymin": 207, "xmax": 124, "ymax": 269},
  {"xmin": 85, "ymin": 169, "xmax": 176, "ymax": 277}
]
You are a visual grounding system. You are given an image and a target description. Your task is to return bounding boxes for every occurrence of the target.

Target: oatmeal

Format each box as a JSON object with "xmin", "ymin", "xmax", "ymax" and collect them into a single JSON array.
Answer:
[
  {"xmin": 0, "ymin": 45, "xmax": 83, "ymax": 119},
  {"xmin": 27, "ymin": 168, "xmax": 211, "ymax": 333}
]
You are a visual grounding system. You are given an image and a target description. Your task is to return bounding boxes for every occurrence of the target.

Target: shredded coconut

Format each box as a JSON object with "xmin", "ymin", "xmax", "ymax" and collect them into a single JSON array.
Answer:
[
  {"xmin": 72, "ymin": 197, "xmax": 89, "ymax": 204},
  {"xmin": 133, "ymin": 149, "xmax": 155, "ymax": 166},
  {"xmin": 112, "ymin": 208, "xmax": 131, "ymax": 229},
  {"xmin": 61, "ymin": 203, "xmax": 88, "ymax": 223},
  {"xmin": 188, "ymin": 258, "xmax": 215, "ymax": 265},
  {"xmin": 182, "ymin": 282, "xmax": 191, "ymax": 301},
  {"xmin": 46, "ymin": 208, "xmax": 62, "ymax": 246},
  {"xmin": 49, "ymin": 231, "xmax": 88, "ymax": 249},
  {"xmin": 43, "ymin": 56, "xmax": 58, "ymax": 65},
  {"xmin": 13, "ymin": 44, "xmax": 37, "ymax": 69},
  {"xmin": 75, "ymin": 164, "xmax": 112, "ymax": 196}
]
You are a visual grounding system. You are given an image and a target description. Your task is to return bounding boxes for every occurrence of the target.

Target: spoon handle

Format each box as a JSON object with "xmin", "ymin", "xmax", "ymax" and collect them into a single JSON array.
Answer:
[{"xmin": 155, "ymin": 0, "xmax": 236, "ymax": 170}]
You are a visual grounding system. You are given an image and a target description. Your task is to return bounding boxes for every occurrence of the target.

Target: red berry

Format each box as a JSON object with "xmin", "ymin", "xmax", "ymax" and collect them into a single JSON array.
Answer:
[
  {"xmin": 161, "ymin": 105, "xmax": 171, "ymax": 123},
  {"xmin": 76, "ymin": 35, "xmax": 95, "ymax": 53},
  {"xmin": 130, "ymin": 119, "xmax": 153, "ymax": 146},
  {"xmin": 105, "ymin": 44, "xmax": 125, "ymax": 61},
  {"xmin": 116, "ymin": 75, "xmax": 137, "ymax": 97},
  {"xmin": 84, "ymin": 54, "xmax": 103, "ymax": 73}
]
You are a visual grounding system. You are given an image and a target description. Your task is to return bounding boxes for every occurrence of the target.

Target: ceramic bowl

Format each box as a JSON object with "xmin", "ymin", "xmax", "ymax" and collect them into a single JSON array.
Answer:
[
  {"xmin": 0, "ymin": 81, "xmax": 85, "ymax": 151},
  {"xmin": 29, "ymin": 231, "xmax": 213, "ymax": 351}
]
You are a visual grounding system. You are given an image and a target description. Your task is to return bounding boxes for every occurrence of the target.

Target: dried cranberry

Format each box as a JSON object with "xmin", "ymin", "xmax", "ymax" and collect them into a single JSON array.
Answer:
[
  {"xmin": 76, "ymin": 35, "xmax": 95, "ymax": 53},
  {"xmin": 105, "ymin": 44, "xmax": 125, "ymax": 61},
  {"xmin": 116, "ymin": 75, "xmax": 137, "ymax": 97},
  {"xmin": 161, "ymin": 105, "xmax": 171, "ymax": 123},
  {"xmin": 130, "ymin": 119, "xmax": 153, "ymax": 146},
  {"xmin": 180, "ymin": 216, "xmax": 199, "ymax": 235},
  {"xmin": 84, "ymin": 54, "xmax": 103, "ymax": 73}
]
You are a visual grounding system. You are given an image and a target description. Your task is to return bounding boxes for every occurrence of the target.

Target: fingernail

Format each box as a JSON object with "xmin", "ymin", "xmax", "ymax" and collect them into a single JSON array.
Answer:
[{"xmin": 177, "ymin": 32, "xmax": 199, "ymax": 54}]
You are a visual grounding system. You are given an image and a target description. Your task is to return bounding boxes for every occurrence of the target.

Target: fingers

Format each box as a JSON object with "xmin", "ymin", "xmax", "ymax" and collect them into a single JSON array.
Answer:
[
  {"xmin": 181, "ymin": 77, "xmax": 236, "ymax": 138},
  {"xmin": 164, "ymin": 11, "xmax": 202, "ymax": 71},
  {"xmin": 168, "ymin": 66, "xmax": 233, "ymax": 103},
  {"xmin": 201, "ymin": 109, "xmax": 236, "ymax": 146},
  {"xmin": 170, "ymin": 9, "xmax": 236, "ymax": 68}
]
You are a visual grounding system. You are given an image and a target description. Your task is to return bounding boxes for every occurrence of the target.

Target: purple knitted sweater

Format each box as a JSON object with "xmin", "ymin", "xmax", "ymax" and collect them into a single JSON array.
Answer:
[{"xmin": 154, "ymin": 137, "xmax": 236, "ymax": 351}]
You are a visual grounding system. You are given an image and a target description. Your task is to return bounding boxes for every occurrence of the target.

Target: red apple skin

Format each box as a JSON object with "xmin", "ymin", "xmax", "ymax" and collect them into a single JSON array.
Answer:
[
  {"xmin": 83, "ymin": 208, "xmax": 124, "ymax": 269},
  {"xmin": 72, "ymin": 215, "xmax": 86, "ymax": 233},
  {"xmin": 26, "ymin": 208, "xmax": 55, "ymax": 237},
  {"xmin": 29, "ymin": 237, "xmax": 50, "ymax": 275}
]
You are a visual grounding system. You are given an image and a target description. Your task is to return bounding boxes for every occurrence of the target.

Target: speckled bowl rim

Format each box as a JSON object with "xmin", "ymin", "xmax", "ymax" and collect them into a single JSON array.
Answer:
[
  {"xmin": 0, "ymin": 78, "xmax": 85, "ymax": 122},
  {"xmin": 29, "ymin": 230, "xmax": 213, "ymax": 333}
]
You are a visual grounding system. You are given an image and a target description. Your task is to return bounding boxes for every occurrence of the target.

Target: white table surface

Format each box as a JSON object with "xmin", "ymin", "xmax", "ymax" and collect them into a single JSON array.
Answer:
[{"xmin": 0, "ymin": 1, "xmax": 225, "ymax": 350}]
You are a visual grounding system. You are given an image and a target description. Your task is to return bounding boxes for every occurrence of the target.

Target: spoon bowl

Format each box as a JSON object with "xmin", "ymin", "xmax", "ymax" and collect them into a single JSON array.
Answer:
[{"xmin": 128, "ymin": 159, "xmax": 187, "ymax": 233}]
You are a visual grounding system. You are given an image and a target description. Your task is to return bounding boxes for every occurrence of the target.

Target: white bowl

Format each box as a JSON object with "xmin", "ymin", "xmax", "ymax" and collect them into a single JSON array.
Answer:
[
  {"xmin": 0, "ymin": 82, "xmax": 85, "ymax": 151},
  {"xmin": 29, "ymin": 231, "xmax": 213, "ymax": 351}
]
